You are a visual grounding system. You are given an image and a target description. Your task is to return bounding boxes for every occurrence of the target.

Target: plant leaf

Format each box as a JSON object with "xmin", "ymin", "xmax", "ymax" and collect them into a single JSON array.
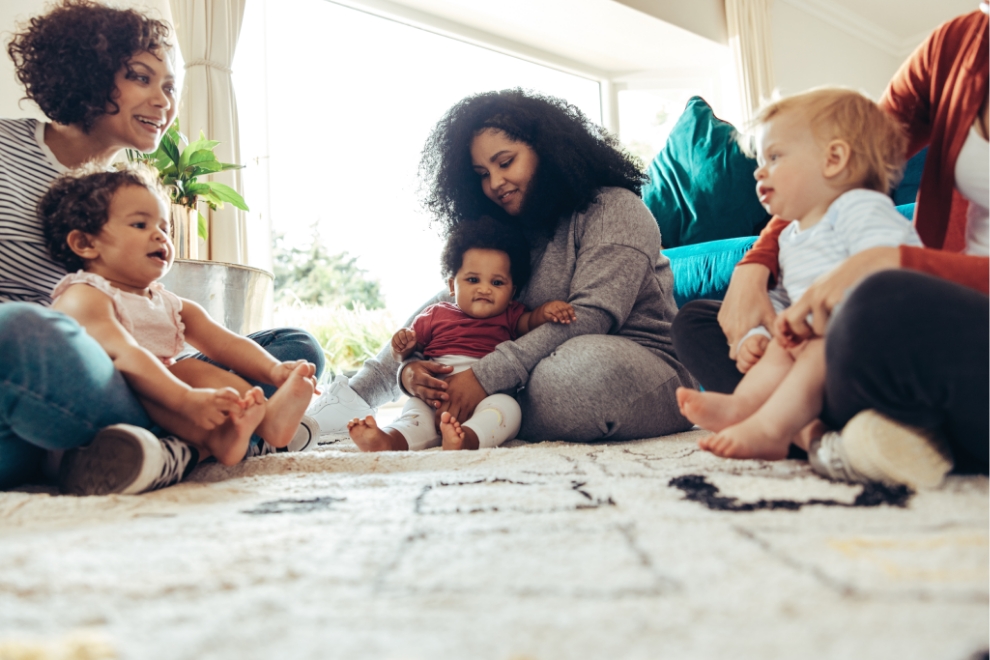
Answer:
[
  {"xmin": 201, "ymin": 182, "xmax": 250, "ymax": 211},
  {"xmin": 179, "ymin": 138, "xmax": 222, "ymax": 170}
]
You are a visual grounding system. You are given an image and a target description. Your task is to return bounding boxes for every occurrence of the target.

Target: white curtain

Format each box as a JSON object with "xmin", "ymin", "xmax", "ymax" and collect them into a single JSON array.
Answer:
[
  {"xmin": 170, "ymin": 0, "xmax": 247, "ymax": 264},
  {"xmin": 725, "ymin": 0, "xmax": 776, "ymax": 124}
]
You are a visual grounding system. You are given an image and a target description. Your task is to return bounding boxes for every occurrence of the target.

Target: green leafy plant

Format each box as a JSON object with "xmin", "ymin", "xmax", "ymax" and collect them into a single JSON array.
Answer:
[{"xmin": 128, "ymin": 119, "xmax": 249, "ymax": 240}]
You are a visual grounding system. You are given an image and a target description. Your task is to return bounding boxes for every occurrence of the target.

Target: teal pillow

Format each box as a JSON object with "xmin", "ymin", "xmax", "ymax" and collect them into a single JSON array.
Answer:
[{"xmin": 642, "ymin": 97, "xmax": 770, "ymax": 249}]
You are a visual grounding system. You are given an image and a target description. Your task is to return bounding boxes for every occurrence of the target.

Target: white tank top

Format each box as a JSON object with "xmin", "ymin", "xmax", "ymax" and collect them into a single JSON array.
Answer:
[{"xmin": 954, "ymin": 125, "xmax": 990, "ymax": 256}]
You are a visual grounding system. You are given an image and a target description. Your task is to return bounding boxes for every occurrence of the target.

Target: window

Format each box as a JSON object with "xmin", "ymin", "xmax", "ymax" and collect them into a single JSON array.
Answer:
[{"xmin": 234, "ymin": 0, "xmax": 602, "ymax": 323}]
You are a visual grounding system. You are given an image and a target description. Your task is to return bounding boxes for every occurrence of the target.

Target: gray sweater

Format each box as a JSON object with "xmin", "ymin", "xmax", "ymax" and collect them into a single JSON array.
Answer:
[
  {"xmin": 475, "ymin": 186, "xmax": 678, "ymax": 392},
  {"xmin": 350, "ymin": 186, "xmax": 679, "ymax": 405}
]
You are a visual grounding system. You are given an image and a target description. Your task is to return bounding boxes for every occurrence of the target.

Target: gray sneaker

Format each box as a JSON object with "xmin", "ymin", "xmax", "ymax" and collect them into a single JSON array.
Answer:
[
  {"xmin": 808, "ymin": 409, "xmax": 954, "ymax": 490},
  {"xmin": 59, "ymin": 425, "xmax": 195, "ymax": 496},
  {"xmin": 306, "ymin": 375, "xmax": 377, "ymax": 439}
]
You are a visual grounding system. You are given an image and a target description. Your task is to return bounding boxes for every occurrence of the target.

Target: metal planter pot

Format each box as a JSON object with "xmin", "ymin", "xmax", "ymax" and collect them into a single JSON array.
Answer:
[{"xmin": 159, "ymin": 259, "xmax": 274, "ymax": 335}]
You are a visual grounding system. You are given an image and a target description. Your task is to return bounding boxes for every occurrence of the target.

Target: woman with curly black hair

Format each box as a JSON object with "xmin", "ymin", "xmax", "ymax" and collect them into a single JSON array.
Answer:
[
  {"xmin": 0, "ymin": 0, "xmax": 324, "ymax": 494},
  {"xmin": 309, "ymin": 89, "xmax": 697, "ymax": 443}
]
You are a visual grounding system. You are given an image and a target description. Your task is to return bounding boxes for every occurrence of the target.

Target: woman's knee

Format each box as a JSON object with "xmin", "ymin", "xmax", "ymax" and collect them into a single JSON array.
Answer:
[{"xmin": 519, "ymin": 336, "xmax": 692, "ymax": 441}]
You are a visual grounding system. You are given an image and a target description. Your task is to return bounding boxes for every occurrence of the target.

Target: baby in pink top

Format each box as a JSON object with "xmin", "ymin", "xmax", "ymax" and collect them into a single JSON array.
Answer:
[{"xmin": 41, "ymin": 165, "xmax": 317, "ymax": 465}]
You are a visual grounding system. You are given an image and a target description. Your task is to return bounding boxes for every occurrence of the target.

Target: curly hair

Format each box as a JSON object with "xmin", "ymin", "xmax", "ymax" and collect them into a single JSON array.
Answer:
[
  {"xmin": 7, "ymin": 0, "xmax": 172, "ymax": 131},
  {"xmin": 40, "ymin": 163, "xmax": 167, "ymax": 272},
  {"xmin": 440, "ymin": 215, "xmax": 532, "ymax": 296},
  {"xmin": 420, "ymin": 89, "xmax": 646, "ymax": 236}
]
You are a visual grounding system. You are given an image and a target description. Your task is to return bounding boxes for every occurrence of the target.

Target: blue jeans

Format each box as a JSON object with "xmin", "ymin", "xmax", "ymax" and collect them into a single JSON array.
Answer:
[{"xmin": 0, "ymin": 303, "xmax": 325, "ymax": 489}]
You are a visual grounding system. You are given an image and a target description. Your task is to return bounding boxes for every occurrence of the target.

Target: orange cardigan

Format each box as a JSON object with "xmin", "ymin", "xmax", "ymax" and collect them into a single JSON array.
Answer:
[{"xmin": 738, "ymin": 10, "xmax": 989, "ymax": 295}]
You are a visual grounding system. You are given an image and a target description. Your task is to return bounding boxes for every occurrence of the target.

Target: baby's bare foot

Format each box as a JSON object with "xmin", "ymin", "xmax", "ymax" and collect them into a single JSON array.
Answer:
[
  {"xmin": 348, "ymin": 415, "xmax": 399, "ymax": 452},
  {"xmin": 257, "ymin": 364, "xmax": 315, "ymax": 448},
  {"xmin": 440, "ymin": 412, "xmax": 481, "ymax": 450},
  {"xmin": 208, "ymin": 393, "xmax": 266, "ymax": 465},
  {"xmin": 698, "ymin": 415, "xmax": 790, "ymax": 460},
  {"xmin": 676, "ymin": 387, "xmax": 749, "ymax": 432},
  {"xmin": 440, "ymin": 411, "xmax": 466, "ymax": 450}
]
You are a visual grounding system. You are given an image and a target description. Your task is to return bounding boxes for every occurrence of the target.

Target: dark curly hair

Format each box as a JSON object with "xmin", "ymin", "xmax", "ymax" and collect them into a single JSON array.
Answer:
[
  {"xmin": 7, "ymin": 0, "xmax": 172, "ymax": 131},
  {"xmin": 420, "ymin": 88, "xmax": 646, "ymax": 237},
  {"xmin": 40, "ymin": 164, "xmax": 166, "ymax": 272},
  {"xmin": 440, "ymin": 215, "xmax": 532, "ymax": 296}
]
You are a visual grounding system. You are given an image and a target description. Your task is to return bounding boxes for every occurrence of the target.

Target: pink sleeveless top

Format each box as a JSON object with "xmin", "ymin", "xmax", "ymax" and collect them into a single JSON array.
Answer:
[{"xmin": 52, "ymin": 271, "xmax": 186, "ymax": 365}]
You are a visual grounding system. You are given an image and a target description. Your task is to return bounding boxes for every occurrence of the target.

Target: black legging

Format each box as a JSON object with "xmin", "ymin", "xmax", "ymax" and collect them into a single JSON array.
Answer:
[{"xmin": 671, "ymin": 270, "xmax": 989, "ymax": 473}]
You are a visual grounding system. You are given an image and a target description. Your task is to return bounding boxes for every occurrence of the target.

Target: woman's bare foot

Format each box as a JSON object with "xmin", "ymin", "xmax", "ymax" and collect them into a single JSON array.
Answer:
[
  {"xmin": 348, "ymin": 416, "xmax": 403, "ymax": 452},
  {"xmin": 698, "ymin": 414, "xmax": 791, "ymax": 460},
  {"xmin": 207, "ymin": 390, "xmax": 266, "ymax": 465},
  {"xmin": 439, "ymin": 411, "xmax": 479, "ymax": 450},
  {"xmin": 256, "ymin": 364, "xmax": 316, "ymax": 448},
  {"xmin": 676, "ymin": 387, "xmax": 750, "ymax": 432}
]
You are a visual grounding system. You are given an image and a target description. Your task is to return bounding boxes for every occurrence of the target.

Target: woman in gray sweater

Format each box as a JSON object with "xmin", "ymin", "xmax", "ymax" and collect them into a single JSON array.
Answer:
[{"xmin": 310, "ymin": 89, "xmax": 695, "ymax": 442}]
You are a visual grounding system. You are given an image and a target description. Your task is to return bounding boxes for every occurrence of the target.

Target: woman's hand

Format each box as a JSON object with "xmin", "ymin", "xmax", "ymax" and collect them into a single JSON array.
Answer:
[
  {"xmin": 401, "ymin": 360, "xmax": 454, "ymax": 408},
  {"xmin": 777, "ymin": 247, "xmax": 899, "ymax": 342},
  {"xmin": 436, "ymin": 368, "xmax": 487, "ymax": 427},
  {"xmin": 718, "ymin": 263, "xmax": 776, "ymax": 359}
]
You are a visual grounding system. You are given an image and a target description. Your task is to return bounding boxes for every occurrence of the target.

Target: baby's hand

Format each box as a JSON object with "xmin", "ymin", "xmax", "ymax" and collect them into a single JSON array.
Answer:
[
  {"xmin": 540, "ymin": 300, "xmax": 576, "ymax": 324},
  {"xmin": 773, "ymin": 313, "xmax": 804, "ymax": 348},
  {"xmin": 736, "ymin": 334, "xmax": 769, "ymax": 373},
  {"xmin": 180, "ymin": 387, "xmax": 247, "ymax": 430},
  {"xmin": 391, "ymin": 328, "xmax": 417, "ymax": 360}
]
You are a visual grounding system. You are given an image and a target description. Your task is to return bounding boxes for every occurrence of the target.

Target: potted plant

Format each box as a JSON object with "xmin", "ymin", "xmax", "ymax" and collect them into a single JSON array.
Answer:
[{"xmin": 127, "ymin": 119, "xmax": 249, "ymax": 259}]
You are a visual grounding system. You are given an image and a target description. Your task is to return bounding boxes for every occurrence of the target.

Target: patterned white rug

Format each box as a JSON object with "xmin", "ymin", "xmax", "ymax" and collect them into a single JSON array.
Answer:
[{"xmin": 0, "ymin": 425, "xmax": 987, "ymax": 660}]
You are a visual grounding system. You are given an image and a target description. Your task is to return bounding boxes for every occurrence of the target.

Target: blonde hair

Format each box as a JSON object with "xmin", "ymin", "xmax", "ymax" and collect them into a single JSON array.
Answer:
[{"xmin": 752, "ymin": 88, "xmax": 907, "ymax": 194}]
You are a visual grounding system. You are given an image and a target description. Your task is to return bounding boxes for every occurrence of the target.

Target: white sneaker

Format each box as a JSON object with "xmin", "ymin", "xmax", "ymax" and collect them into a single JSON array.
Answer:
[
  {"xmin": 244, "ymin": 415, "xmax": 320, "ymax": 458},
  {"xmin": 306, "ymin": 375, "xmax": 377, "ymax": 439},
  {"xmin": 808, "ymin": 410, "xmax": 954, "ymax": 490},
  {"xmin": 58, "ymin": 425, "xmax": 195, "ymax": 496}
]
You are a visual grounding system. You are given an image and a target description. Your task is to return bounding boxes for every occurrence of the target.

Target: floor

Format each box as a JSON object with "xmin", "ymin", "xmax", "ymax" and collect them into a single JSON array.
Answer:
[{"xmin": 0, "ymin": 416, "xmax": 986, "ymax": 660}]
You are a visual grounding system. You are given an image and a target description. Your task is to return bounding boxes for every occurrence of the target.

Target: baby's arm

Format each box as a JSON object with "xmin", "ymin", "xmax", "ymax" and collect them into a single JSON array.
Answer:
[
  {"xmin": 53, "ymin": 285, "xmax": 245, "ymax": 429},
  {"xmin": 391, "ymin": 327, "xmax": 421, "ymax": 361},
  {"xmin": 515, "ymin": 300, "xmax": 576, "ymax": 336},
  {"xmin": 179, "ymin": 300, "xmax": 316, "ymax": 389}
]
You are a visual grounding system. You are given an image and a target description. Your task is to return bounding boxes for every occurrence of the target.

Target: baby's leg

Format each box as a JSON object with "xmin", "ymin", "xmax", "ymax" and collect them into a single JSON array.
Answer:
[
  {"xmin": 254, "ymin": 363, "xmax": 315, "ymax": 447},
  {"xmin": 444, "ymin": 394, "xmax": 521, "ymax": 450},
  {"xmin": 701, "ymin": 338, "xmax": 826, "ymax": 459},
  {"xmin": 172, "ymin": 359, "xmax": 314, "ymax": 449},
  {"xmin": 679, "ymin": 341, "xmax": 795, "ymax": 431},
  {"xmin": 139, "ymin": 388, "xmax": 265, "ymax": 465},
  {"xmin": 349, "ymin": 397, "xmax": 435, "ymax": 452},
  {"xmin": 170, "ymin": 357, "xmax": 252, "ymax": 393},
  {"xmin": 347, "ymin": 416, "xmax": 409, "ymax": 452}
]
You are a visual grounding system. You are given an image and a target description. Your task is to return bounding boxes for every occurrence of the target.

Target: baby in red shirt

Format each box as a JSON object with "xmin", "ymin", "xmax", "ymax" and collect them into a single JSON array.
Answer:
[{"xmin": 348, "ymin": 217, "xmax": 574, "ymax": 451}]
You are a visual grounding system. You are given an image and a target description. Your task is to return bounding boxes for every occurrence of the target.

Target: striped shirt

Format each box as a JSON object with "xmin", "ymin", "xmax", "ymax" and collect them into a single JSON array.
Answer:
[
  {"xmin": 774, "ymin": 189, "xmax": 923, "ymax": 307},
  {"xmin": 0, "ymin": 118, "xmax": 68, "ymax": 304},
  {"xmin": 740, "ymin": 189, "xmax": 924, "ymax": 349}
]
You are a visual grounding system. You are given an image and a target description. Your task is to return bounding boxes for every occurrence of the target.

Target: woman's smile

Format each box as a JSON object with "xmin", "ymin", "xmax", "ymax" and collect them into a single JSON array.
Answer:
[{"xmin": 470, "ymin": 128, "xmax": 539, "ymax": 217}]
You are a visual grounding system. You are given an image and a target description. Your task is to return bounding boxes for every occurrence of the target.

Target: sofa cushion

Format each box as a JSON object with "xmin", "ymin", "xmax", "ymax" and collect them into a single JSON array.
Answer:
[{"xmin": 642, "ymin": 96, "xmax": 771, "ymax": 249}]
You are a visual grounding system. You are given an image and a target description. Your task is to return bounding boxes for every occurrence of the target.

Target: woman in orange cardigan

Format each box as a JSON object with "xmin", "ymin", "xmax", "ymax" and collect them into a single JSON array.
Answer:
[{"xmin": 671, "ymin": 7, "xmax": 989, "ymax": 487}]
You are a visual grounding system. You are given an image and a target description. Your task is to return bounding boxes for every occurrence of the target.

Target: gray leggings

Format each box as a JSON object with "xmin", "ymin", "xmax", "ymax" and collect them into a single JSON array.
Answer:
[
  {"xmin": 514, "ymin": 334, "xmax": 695, "ymax": 441},
  {"xmin": 350, "ymin": 320, "xmax": 696, "ymax": 443}
]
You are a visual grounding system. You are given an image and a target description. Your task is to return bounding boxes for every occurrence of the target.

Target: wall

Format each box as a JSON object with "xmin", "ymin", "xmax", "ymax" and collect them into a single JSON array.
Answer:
[
  {"xmin": 771, "ymin": 2, "xmax": 903, "ymax": 99},
  {"xmin": 612, "ymin": 0, "xmax": 728, "ymax": 45},
  {"xmin": 0, "ymin": 0, "xmax": 174, "ymax": 120}
]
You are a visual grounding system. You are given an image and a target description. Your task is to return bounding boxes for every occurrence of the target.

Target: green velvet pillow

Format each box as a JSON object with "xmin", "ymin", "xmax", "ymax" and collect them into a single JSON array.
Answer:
[{"xmin": 642, "ymin": 96, "xmax": 770, "ymax": 249}]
